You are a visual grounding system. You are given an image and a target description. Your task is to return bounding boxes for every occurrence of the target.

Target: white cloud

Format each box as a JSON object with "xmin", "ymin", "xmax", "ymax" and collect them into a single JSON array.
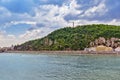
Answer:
[
  {"xmin": 0, "ymin": 31, "xmax": 16, "ymax": 47},
  {"xmin": 7, "ymin": 34, "xmax": 15, "ymax": 39},
  {"xmin": 0, "ymin": 0, "xmax": 120, "ymax": 47},
  {"xmin": 0, "ymin": 29, "xmax": 41, "ymax": 47},
  {"xmin": 3, "ymin": 21, "xmax": 37, "ymax": 28},
  {"xmin": 74, "ymin": 19, "xmax": 120, "ymax": 26},
  {"xmin": 1, "ymin": 0, "xmax": 82, "ymax": 29},
  {"xmin": 30, "ymin": 0, "xmax": 83, "ymax": 32},
  {"xmin": 19, "ymin": 29, "xmax": 41, "ymax": 39},
  {"xmin": 81, "ymin": 0, "xmax": 108, "ymax": 17},
  {"xmin": 108, "ymin": 19, "xmax": 120, "ymax": 25},
  {"xmin": 62, "ymin": 0, "xmax": 82, "ymax": 15}
]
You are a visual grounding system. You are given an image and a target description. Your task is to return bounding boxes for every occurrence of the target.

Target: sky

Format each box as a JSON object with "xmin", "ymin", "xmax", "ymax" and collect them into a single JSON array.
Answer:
[{"xmin": 0, "ymin": 0, "xmax": 120, "ymax": 47}]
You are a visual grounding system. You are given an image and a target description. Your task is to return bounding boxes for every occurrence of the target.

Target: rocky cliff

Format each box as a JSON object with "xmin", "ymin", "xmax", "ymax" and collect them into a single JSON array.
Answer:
[{"xmin": 90, "ymin": 37, "xmax": 120, "ymax": 48}]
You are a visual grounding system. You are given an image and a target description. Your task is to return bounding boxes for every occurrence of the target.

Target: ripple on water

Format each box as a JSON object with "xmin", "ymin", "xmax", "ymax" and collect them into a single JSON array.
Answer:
[{"xmin": 0, "ymin": 53, "xmax": 120, "ymax": 80}]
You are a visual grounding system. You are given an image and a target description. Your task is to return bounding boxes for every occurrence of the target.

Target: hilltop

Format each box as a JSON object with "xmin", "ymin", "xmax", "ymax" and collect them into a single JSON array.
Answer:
[{"xmin": 14, "ymin": 24, "xmax": 120, "ymax": 51}]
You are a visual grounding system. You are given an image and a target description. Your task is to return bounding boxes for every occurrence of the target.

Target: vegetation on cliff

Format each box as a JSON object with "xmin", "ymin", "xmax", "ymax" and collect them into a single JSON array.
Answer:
[{"xmin": 14, "ymin": 24, "xmax": 120, "ymax": 51}]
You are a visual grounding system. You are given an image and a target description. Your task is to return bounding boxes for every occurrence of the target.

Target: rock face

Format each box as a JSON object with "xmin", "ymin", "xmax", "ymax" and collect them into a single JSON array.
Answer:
[
  {"xmin": 85, "ymin": 45, "xmax": 113, "ymax": 52},
  {"xmin": 98, "ymin": 37, "xmax": 106, "ymax": 45},
  {"xmin": 90, "ymin": 37, "xmax": 120, "ymax": 49},
  {"xmin": 96, "ymin": 45, "xmax": 113, "ymax": 51},
  {"xmin": 96, "ymin": 45, "xmax": 106, "ymax": 51},
  {"xmin": 105, "ymin": 47, "xmax": 113, "ymax": 51},
  {"xmin": 115, "ymin": 47, "xmax": 120, "ymax": 52}
]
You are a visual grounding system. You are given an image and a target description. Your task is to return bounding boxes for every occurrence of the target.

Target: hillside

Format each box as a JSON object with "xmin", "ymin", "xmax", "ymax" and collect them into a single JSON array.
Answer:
[{"xmin": 14, "ymin": 24, "xmax": 120, "ymax": 51}]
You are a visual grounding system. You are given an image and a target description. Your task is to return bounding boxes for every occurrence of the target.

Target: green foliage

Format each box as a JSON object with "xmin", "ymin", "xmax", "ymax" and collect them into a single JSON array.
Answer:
[{"xmin": 15, "ymin": 24, "xmax": 120, "ymax": 51}]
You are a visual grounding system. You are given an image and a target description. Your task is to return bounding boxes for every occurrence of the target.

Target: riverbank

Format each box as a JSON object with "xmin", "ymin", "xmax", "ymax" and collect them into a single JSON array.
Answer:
[{"xmin": 5, "ymin": 50, "xmax": 120, "ymax": 55}]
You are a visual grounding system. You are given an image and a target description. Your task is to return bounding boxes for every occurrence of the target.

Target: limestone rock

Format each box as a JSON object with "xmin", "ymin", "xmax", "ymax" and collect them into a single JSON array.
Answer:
[
  {"xmin": 96, "ymin": 45, "xmax": 106, "ymax": 51},
  {"xmin": 98, "ymin": 37, "xmax": 106, "ymax": 45},
  {"xmin": 105, "ymin": 47, "xmax": 113, "ymax": 51},
  {"xmin": 115, "ymin": 47, "xmax": 120, "ymax": 52},
  {"xmin": 90, "ymin": 37, "xmax": 120, "ymax": 49}
]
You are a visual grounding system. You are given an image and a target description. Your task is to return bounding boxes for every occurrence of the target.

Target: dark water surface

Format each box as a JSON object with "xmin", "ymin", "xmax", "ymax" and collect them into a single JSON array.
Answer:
[{"xmin": 0, "ymin": 53, "xmax": 120, "ymax": 80}]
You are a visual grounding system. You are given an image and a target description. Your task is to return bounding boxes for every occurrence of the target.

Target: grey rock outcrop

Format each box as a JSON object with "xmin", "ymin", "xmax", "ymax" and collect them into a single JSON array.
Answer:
[{"xmin": 90, "ymin": 37, "xmax": 120, "ymax": 48}]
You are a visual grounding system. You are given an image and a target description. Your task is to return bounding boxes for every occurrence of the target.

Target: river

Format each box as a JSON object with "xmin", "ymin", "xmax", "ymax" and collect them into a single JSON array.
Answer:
[{"xmin": 0, "ymin": 53, "xmax": 120, "ymax": 80}]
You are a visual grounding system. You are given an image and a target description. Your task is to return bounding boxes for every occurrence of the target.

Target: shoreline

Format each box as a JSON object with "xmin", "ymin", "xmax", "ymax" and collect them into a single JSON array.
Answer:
[{"xmin": 5, "ymin": 50, "xmax": 120, "ymax": 55}]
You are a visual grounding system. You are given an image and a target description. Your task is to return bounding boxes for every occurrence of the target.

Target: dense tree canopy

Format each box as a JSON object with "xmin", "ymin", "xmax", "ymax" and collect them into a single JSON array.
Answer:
[{"xmin": 15, "ymin": 24, "xmax": 120, "ymax": 51}]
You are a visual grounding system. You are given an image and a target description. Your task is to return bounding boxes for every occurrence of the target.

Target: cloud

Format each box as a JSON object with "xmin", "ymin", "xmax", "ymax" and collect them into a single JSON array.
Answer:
[
  {"xmin": 32, "ymin": 0, "xmax": 82, "ymax": 29},
  {"xmin": 0, "ymin": 31, "xmax": 16, "ymax": 47},
  {"xmin": 19, "ymin": 29, "xmax": 41, "ymax": 39},
  {"xmin": 81, "ymin": 0, "xmax": 108, "ymax": 17},
  {"xmin": 0, "ymin": 0, "xmax": 120, "ymax": 47},
  {"xmin": 73, "ymin": 19, "xmax": 120, "ymax": 26},
  {"xmin": 3, "ymin": 21, "xmax": 37, "ymax": 28},
  {"xmin": 18, "ymin": 27, "xmax": 53, "ymax": 43},
  {"xmin": 0, "ymin": 6, "xmax": 11, "ymax": 16}
]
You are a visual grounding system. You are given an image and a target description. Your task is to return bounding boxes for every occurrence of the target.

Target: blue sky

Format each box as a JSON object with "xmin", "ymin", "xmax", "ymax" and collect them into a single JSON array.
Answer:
[{"xmin": 0, "ymin": 0, "xmax": 120, "ymax": 47}]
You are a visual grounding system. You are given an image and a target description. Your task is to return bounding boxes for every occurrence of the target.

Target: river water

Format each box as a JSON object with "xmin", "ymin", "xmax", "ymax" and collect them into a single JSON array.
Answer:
[{"xmin": 0, "ymin": 53, "xmax": 120, "ymax": 80}]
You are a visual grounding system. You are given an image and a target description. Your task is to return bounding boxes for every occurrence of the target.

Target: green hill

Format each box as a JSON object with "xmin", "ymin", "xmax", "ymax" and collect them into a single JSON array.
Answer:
[{"xmin": 14, "ymin": 24, "xmax": 120, "ymax": 51}]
